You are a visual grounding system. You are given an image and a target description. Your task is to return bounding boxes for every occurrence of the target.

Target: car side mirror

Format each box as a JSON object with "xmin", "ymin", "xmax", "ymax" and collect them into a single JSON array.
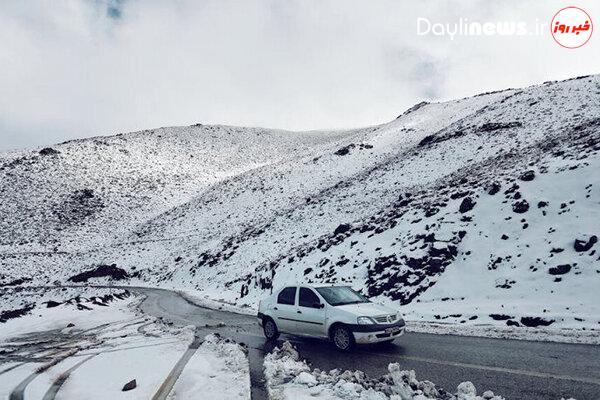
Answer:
[{"xmin": 313, "ymin": 302, "xmax": 324, "ymax": 309}]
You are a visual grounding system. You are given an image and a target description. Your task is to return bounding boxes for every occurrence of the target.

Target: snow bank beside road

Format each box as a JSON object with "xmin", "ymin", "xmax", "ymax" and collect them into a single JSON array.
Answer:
[
  {"xmin": 167, "ymin": 334, "xmax": 251, "ymax": 400},
  {"xmin": 406, "ymin": 320, "xmax": 600, "ymax": 345},
  {"xmin": 264, "ymin": 341, "xmax": 505, "ymax": 400}
]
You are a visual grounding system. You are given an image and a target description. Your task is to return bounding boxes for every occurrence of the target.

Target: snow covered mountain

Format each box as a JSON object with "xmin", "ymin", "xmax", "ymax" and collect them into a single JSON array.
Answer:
[{"xmin": 1, "ymin": 74, "xmax": 599, "ymax": 334}]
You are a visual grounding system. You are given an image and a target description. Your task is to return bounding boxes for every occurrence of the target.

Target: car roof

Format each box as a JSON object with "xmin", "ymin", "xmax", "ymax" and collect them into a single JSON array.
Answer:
[{"xmin": 277, "ymin": 284, "xmax": 351, "ymax": 289}]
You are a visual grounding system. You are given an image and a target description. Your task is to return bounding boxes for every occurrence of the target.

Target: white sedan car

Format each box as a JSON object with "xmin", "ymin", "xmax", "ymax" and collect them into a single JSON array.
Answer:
[{"xmin": 257, "ymin": 285, "xmax": 405, "ymax": 351}]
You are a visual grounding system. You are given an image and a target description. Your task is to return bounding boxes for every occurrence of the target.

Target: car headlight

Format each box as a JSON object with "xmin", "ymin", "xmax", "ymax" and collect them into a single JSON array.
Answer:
[{"xmin": 357, "ymin": 316, "xmax": 376, "ymax": 325}]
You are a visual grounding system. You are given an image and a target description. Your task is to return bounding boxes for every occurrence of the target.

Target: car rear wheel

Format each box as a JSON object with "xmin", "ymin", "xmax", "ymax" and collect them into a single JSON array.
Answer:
[
  {"xmin": 330, "ymin": 325, "xmax": 355, "ymax": 351},
  {"xmin": 263, "ymin": 318, "xmax": 280, "ymax": 341}
]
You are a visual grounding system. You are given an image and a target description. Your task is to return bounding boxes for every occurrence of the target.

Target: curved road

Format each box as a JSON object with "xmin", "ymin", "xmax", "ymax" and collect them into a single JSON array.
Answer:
[{"xmin": 136, "ymin": 287, "xmax": 600, "ymax": 400}]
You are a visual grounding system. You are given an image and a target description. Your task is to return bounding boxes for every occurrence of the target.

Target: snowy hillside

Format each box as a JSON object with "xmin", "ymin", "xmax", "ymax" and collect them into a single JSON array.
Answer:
[{"xmin": 1, "ymin": 74, "xmax": 599, "ymax": 336}]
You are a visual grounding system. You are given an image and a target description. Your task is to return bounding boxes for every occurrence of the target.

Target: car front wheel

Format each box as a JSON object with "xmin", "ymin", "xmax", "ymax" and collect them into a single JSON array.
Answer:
[
  {"xmin": 330, "ymin": 325, "xmax": 355, "ymax": 351},
  {"xmin": 263, "ymin": 318, "xmax": 280, "ymax": 341}
]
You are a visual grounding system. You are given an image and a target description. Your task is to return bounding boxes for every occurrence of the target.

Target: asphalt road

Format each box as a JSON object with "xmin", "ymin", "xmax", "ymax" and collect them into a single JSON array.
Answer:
[{"xmin": 136, "ymin": 287, "xmax": 600, "ymax": 400}]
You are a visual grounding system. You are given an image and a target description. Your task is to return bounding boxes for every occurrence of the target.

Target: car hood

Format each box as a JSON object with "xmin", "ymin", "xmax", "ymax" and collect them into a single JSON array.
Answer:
[{"xmin": 335, "ymin": 302, "xmax": 395, "ymax": 316}]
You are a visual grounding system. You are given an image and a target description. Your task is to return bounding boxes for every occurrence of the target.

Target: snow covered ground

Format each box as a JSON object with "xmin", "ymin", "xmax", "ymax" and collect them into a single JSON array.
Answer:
[
  {"xmin": 1, "ymin": 74, "xmax": 599, "ymax": 342},
  {"xmin": 264, "ymin": 341, "xmax": 507, "ymax": 400},
  {"xmin": 0, "ymin": 288, "xmax": 250, "ymax": 400},
  {"xmin": 166, "ymin": 334, "xmax": 250, "ymax": 400}
]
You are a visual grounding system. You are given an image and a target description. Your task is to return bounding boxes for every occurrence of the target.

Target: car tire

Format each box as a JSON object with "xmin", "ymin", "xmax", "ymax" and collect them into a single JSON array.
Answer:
[
  {"xmin": 263, "ymin": 318, "xmax": 280, "ymax": 341},
  {"xmin": 330, "ymin": 324, "xmax": 355, "ymax": 351}
]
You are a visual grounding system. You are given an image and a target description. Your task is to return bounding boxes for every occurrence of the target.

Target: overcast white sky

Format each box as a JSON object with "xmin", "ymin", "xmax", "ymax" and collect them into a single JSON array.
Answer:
[{"xmin": 1, "ymin": 0, "xmax": 599, "ymax": 150}]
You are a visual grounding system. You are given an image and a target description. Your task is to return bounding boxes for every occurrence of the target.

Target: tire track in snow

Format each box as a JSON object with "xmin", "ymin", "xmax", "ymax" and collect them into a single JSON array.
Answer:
[
  {"xmin": 150, "ymin": 333, "xmax": 203, "ymax": 400},
  {"xmin": 0, "ymin": 362, "xmax": 26, "ymax": 376},
  {"xmin": 8, "ymin": 350, "xmax": 77, "ymax": 400},
  {"xmin": 41, "ymin": 354, "xmax": 97, "ymax": 400}
]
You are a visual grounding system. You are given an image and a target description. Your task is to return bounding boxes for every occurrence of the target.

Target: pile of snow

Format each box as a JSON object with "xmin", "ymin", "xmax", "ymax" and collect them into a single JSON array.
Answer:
[
  {"xmin": 263, "ymin": 341, "xmax": 505, "ymax": 400},
  {"xmin": 168, "ymin": 334, "xmax": 250, "ymax": 400}
]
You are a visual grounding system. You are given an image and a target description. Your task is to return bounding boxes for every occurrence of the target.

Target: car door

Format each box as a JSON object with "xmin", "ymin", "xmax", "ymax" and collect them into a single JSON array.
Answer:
[
  {"xmin": 272, "ymin": 286, "xmax": 298, "ymax": 333},
  {"xmin": 296, "ymin": 287, "xmax": 327, "ymax": 337}
]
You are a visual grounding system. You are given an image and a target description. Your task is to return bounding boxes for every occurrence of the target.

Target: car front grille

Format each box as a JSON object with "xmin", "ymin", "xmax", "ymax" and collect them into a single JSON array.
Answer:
[{"xmin": 374, "ymin": 314, "xmax": 396, "ymax": 324}]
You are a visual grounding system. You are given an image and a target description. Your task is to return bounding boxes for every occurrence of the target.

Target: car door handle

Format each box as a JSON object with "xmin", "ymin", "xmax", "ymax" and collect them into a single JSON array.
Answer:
[{"xmin": 297, "ymin": 310, "xmax": 302, "ymax": 314}]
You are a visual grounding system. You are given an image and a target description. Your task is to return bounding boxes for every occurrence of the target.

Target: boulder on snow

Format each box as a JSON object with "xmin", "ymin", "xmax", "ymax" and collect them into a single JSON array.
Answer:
[
  {"xmin": 548, "ymin": 264, "xmax": 571, "ymax": 275},
  {"xmin": 520, "ymin": 316, "xmax": 554, "ymax": 327},
  {"xmin": 477, "ymin": 121, "xmax": 522, "ymax": 132},
  {"xmin": 122, "ymin": 379, "xmax": 137, "ymax": 391},
  {"xmin": 46, "ymin": 301, "xmax": 61, "ymax": 308},
  {"xmin": 512, "ymin": 199, "xmax": 529, "ymax": 213},
  {"xmin": 68, "ymin": 264, "xmax": 129, "ymax": 283},
  {"xmin": 39, "ymin": 147, "xmax": 60, "ymax": 156},
  {"xmin": 519, "ymin": 170, "xmax": 535, "ymax": 181},
  {"xmin": 485, "ymin": 181, "xmax": 501, "ymax": 195},
  {"xmin": 459, "ymin": 197, "xmax": 476, "ymax": 213},
  {"xmin": 333, "ymin": 223, "xmax": 351, "ymax": 236},
  {"xmin": 574, "ymin": 235, "xmax": 597, "ymax": 252}
]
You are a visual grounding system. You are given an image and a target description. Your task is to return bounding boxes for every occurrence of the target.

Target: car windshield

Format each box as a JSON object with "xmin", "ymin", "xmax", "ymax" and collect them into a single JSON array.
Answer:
[{"xmin": 315, "ymin": 286, "xmax": 370, "ymax": 306}]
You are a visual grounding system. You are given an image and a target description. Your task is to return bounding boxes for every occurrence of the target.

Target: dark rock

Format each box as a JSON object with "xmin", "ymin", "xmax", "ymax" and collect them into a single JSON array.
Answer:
[
  {"xmin": 486, "ymin": 182, "xmax": 501, "ymax": 195},
  {"xmin": 334, "ymin": 146, "xmax": 352, "ymax": 156},
  {"xmin": 67, "ymin": 323, "xmax": 75, "ymax": 327},
  {"xmin": 501, "ymin": 234, "xmax": 509, "ymax": 240},
  {"xmin": 519, "ymin": 170, "xmax": 535, "ymax": 181},
  {"xmin": 122, "ymin": 379, "xmax": 137, "ymax": 391},
  {"xmin": 68, "ymin": 264, "xmax": 129, "ymax": 283},
  {"xmin": 366, "ymin": 230, "xmax": 463, "ymax": 304},
  {"xmin": 0, "ymin": 277, "xmax": 32, "ymax": 287},
  {"xmin": 537, "ymin": 201, "xmax": 548, "ymax": 208},
  {"xmin": 0, "ymin": 305, "xmax": 35, "ymax": 323},
  {"xmin": 418, "ymin": 135, "xmax": 436, "ymax": 146},
  {"xmin": 333, "ymin": 224, "xmax": 351, "ymax": 236},
  {"xmin": 488, "ymin": 257, "xmax": 503, "ymax": 270},
  {"xmin": 512, "ymin": 200, "xmax": 529, "ymax": 213},
  {"xmin": 459, "ymin": 197, "xmax": 476, "ymax": 213},
  {"xmin": 478, "ymin": 121, "xmax": 523, "ymax": 132},
  {"xmin": 39, "ymin": 147, "xmax": 60, "ymax": 156},
  {"xmin": 489, "ymin": 314, "xmax": 512, "ymax": 321},
  {"xmin": 548, "ymin": 264, "xmax": 571, "ymax": 275},
  {"xmin": 77, "ymin": 188, "xmax": 95, "ymax": 199},
  {"xmin": 506, "ymin": 320, "xmax": 520, "ymax": 327},
  {"xmin": 46, "ymin": 301, "xmax": 61, "ymax": 308},
  {"xmin": 520, "ymin": 316, "xmax": 554, "ymax": 327},
  {"xmin": 574, "ymin": 235, "xmax": 597, "ymax": 252}
]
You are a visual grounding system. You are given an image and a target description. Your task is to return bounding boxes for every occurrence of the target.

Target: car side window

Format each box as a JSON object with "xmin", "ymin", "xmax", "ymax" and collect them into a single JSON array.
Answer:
[
  {"xmin": 299, "ymin": 287, "xmax": 320, "ymax": 308},
  {"xmin": 277, "ymin": 287, "xmax": 296, "ymax": 305}
]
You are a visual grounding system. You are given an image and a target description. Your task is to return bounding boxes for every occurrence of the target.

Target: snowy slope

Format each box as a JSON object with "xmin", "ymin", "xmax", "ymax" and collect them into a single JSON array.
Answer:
[{"xmin": 1, "ymin": 75, "xmax": 599, "ymax": 335}]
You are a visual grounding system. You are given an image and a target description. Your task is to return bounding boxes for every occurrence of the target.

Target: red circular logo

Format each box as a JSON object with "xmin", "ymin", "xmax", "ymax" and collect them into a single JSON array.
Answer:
[{"xmin": 551, "ymin": 6, "xmax": 593, "ymax": 48}]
